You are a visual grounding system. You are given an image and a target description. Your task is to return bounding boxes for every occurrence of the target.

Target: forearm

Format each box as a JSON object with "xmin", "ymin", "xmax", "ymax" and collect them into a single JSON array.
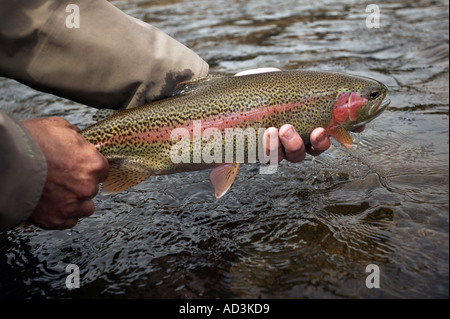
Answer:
[
  {"xmin": 0, "ymin": 0, "xmax": 209, "ymax": 110},
  {"xmin": 0, "ymin": 111, "xmax": 47, "ymax": 232}
]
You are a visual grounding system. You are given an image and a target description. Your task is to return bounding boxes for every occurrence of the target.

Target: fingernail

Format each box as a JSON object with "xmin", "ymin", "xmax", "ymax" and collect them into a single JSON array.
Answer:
[
  {"xmin": 284, "ymin": 127, "xmax": 295, "ymax": 140},
  {"xmin": 316, "ymin": 132, "xmax": 326, "ymax": 143},
  {"xmin": 269, "ymin": 129, "xmax": 278, "ymax": 142}
]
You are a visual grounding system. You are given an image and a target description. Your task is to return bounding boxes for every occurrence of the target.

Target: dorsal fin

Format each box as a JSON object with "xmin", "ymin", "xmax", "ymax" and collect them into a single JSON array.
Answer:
[
  {"xmin": 102, "ymin": 157, "xmax": 153, "ymax": 193},
  {"xmin": 173, "ymin": 75, "xmax": 223, "ymax": 96}
]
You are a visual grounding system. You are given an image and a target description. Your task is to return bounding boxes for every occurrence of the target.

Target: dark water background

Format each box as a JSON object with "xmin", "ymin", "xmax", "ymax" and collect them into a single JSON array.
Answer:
[{"xmin": 0, "ymin": 0, "xmax": 448, "ymax": 298}]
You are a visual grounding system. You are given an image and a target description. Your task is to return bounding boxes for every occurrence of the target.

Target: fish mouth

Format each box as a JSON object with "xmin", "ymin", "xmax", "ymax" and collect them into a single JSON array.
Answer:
[
  {"xmin": 346, "ymin": 98, "xmax": 390, "ymax": 131},
  {"xmin": 369, "ymin": 98, "xmax": 390, "ymax": 117}
]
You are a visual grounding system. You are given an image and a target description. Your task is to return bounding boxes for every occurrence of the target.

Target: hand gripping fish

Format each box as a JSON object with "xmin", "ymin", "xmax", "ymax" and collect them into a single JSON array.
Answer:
[{"xmin": 82, "ymin": 70, "xmax": 390, "ymax": 198}]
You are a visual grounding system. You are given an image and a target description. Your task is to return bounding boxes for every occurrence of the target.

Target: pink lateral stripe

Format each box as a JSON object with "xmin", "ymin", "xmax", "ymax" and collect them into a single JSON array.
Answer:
[{"xmin": 134, "ymin": 100, "xmax": 305, "ymax": 143}]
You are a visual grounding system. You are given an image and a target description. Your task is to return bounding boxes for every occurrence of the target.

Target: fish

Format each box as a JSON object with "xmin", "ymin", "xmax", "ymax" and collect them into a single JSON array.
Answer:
[{"xmin": 81, "ymin": 70, "xmax": 390, "ymax": 198}]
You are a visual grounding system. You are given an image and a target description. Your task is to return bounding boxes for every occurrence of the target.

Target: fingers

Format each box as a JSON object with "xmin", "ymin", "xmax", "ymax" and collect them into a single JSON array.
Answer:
[
  {"xmin": 279, "ymin": 124, "xmax": 306, "ymax": 163},
  {"xmin": 56, "ymin": 199, "xmax": 96, "ymax": 230},
  {"xmin": 306, "ymin": 127, "xmax": 331, "ymax": 156},
  {"xmin": 76, "ymin": 199, "xmax": 96, "ymax": 218},
  {"xmin": 87, "ymin": 144, "xmax": 109, "ymax": 183},
  {"xmin": 263, "ymin": 127, "xmax": 284, "ymax": 163},
  {"xmin": 97, "ymin": 158, "xmax": 109, "ymax": 183},
  {"xmin": 275, "ymin": 126, "xmax": 333, "ymax": 160},
  {"xmin": 22, "ymin": 116, "xmax": 109, "ymax": 230},
  {"xmin": 270, "ymin": 125, "xmax": 366, "ymax": 161},
  {"xmin": 59, "ymin": 218, "xmax": 79, "ymax": 229},
  {"xmin": 266, "ymin": 125, "xmax": 331, "ymax": 163},
  {"xmin": 28, "ymin": 198, "xmax": 95, "ymax": 230},
  {"xmin": 35, "ymin": 217, "xmax": 79, "ymax": 230}
]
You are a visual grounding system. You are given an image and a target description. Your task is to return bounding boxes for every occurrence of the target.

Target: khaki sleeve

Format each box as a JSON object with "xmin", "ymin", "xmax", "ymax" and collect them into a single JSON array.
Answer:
[
  {"xmin": 0, "ymin": 0, "xmax": 209, "ymax": 110},
  {"xmin": 0, "ymin": 112, "xmax": 47, "ymax": 232}
]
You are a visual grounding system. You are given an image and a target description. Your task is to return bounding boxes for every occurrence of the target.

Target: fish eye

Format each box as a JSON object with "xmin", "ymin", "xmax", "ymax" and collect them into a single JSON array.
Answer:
[{"xmin": 369, "ymin": 90, "xmax": 380, "ymax": 100}]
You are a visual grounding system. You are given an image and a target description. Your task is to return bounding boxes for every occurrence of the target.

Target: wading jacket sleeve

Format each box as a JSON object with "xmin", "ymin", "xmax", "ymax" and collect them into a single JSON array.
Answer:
[
  {"xmin": 0, "ymin": 0, "xmax": 209, "ymax": 231},
  {"xmin": 0, "ymin": 112, "xmax": 47, "ymax": 232}
]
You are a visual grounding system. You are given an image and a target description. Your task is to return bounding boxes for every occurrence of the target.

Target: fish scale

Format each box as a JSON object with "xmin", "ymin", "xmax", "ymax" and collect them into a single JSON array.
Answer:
[{"xmin": 82, "ymin": 70, "xmax": 389, "ymax": 197}]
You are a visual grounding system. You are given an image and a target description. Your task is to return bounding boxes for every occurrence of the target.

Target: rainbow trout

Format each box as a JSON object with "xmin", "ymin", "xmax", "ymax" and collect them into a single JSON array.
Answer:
[{"xmin": 82, "ymin": 70, "xmax": 390, "ymax": 197}]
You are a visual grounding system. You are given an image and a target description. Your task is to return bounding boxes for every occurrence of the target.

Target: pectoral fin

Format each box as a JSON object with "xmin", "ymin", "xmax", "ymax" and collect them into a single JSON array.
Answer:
[
  {"xmin": 328, "ymin": 126, "xmax": 353, "ymax": 149},
  {"xmin": 102, "ymin": 158, "xmax": 153, "ymax": 193},
  {"xmin": 209, "ymin": 163, "xmax": 241, "ymax": 199}
]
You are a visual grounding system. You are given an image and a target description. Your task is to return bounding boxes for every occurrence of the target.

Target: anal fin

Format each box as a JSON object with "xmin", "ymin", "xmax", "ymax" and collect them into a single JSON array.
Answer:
[
  {"xmin": 102, "ymin": 158, "xmax": 153, "ymax": 194},
  {"xmin": 209, "ymin": 163, "xmax": 241, "ymax": 199}
]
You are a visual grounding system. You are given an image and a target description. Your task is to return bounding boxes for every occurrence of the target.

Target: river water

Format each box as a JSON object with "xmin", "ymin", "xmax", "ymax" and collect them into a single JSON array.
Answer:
[{"xmin": 0, "ymin": 0, "xmax": 448, "ymax": 298}]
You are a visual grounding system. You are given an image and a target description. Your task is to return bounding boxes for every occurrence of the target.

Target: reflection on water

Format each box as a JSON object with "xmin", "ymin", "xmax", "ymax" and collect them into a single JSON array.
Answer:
[{"xmin": 0, "ymin": 0, "xmax": 448, "ymax": 298}]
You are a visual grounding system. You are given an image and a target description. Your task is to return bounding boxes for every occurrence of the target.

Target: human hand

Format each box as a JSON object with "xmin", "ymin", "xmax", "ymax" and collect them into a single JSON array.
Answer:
[
  {"xmin": 266, "ymin": 124, "xmax": 366, "ymax": 162},
  {"xmin": 233, "ymin": 68, "xmax": 365, "ymax": 163},
  {"xmin": 22, "ymin": 117, "xmax": 109, "ymax": 229}
]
